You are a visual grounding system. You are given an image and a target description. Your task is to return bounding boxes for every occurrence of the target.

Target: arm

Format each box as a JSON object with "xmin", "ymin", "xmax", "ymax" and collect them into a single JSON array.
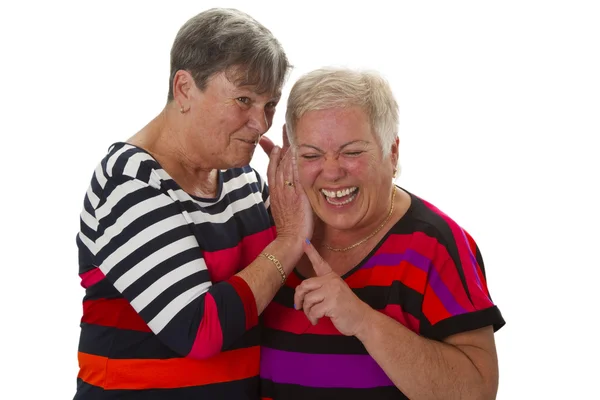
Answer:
[
  {"xmin": 356, "ymin": 309, "xmax": 498, "ymax": 400},
  {"xmin": 295, "ymin": 235, "xmax": 504, "ymax": 399},
  {"xmin": 84, "ymin": 145, "xmax": 308, "ymax": 360}
]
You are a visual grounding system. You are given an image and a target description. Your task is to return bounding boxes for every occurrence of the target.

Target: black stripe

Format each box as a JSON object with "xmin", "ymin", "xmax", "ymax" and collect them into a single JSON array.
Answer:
[
  {"xmin": 420, "ymin": 306, "xmax": 505, "ymax": 341},
  {"xmin": 260, "ymin": 379, "xmax": 407, "ymax": 400},
  {"xmin": 78, "ymin": 323, "xmax": 259, "ymax": 359},
  {"xmin": 274, "ymin": 282, "xmax": 424, "ymax": 318},
  {"xmin": 211, "ymin": 281, "xmax": 248, "ymax": 350},
  {"xmin": 100, "ymin": 224, "xmax": 193, "ymax": 282},
  {"xmin": 83, "ymin": 279, "xmax": 121, "ymax": 301},
  {"xmin": 75, "ymin": 377, "xmax": 260, "ymax": 399},
  {"xmin": 408, "ymin": 195, "xmax": 473, "ymax": 304},
  {"xmin": 261, "ymin": 327, "xmax": 367, "ymax": 355},
  {"xmin": 121, "ymin": 248, "xmax": 207, "ymax": 300},
  {"xmin": 137, "ymin": 269, "xmax": 210, "ymax": 329},
  {"xmin": 96, "ymin": 185, "xmax": 170, "ymax": 237}
]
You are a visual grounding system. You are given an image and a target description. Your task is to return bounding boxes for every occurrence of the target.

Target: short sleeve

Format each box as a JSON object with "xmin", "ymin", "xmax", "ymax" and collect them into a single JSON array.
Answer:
[{"xmin": 419, "ymin": 228, "xmax": 505, "ymax": 341}]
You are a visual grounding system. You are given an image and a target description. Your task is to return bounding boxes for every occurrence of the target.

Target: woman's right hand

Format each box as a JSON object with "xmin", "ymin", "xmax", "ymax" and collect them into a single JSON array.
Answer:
[{"xmin": 264, "ymin": 128, "xmax": 314, "ymax": 246}]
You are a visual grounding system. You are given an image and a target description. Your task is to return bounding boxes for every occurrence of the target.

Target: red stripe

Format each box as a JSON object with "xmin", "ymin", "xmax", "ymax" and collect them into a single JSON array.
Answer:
[
  {"xmin": 345, "ymin": 263, "xmax": 427, "ymax": 293},
  {"xmin": 228, "ymin": 276, "xmax": 258, "ymax": 330},
  {"xmin": 79, "ymin": 266, "xmax": 105, "ymax": 288},
  {"xmin": 263, "ymin": 301, "xmax": 342, "ymax": 335},
  {"xmin": 422, "ymin": 284, "xmax": 453, "ymax": 325},
  {"xmin": 422, "ymin": 199, "xmax": 494, "ymax": 310},
  {"xmin": 203, "ymin": 228, "xmax": 276, "ymax": 283},
  {"xmin": 82, "ymin": 298, "xmax": 151, "ymax": 332},
  {"xmin": 382, "ymin": 304, "xmax": 420, "ymax": 333},
  {"xmin": 188, "ymin": 293, "xmax": 224, "ymax": 359}
]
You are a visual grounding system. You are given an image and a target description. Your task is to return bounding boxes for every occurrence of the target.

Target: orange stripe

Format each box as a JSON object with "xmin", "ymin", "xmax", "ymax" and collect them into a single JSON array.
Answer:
[{"xmin": 78, "ymin": 346, "xmax": 259, "ymax": 389}]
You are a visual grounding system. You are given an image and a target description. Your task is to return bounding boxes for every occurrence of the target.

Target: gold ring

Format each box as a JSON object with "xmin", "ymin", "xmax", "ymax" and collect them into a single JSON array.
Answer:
[{"xmin": 284, "ymin": 180, "xmax": 294, "ymax": 187}]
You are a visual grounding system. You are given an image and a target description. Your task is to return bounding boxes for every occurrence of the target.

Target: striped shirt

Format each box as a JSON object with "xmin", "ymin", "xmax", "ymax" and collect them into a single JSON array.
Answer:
[
  {"xmin": 75, "ymin": 142, "xmax": 275, "ymax": 399},
  {"xmin": 260, "ymin": 190, "xmax": 505, "ymax": 400}
]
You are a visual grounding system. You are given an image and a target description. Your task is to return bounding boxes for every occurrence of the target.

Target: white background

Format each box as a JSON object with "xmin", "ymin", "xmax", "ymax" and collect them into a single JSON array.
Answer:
[{"xmin": 1, "ymin": 0, "xmax": 599, "ymax": 398}]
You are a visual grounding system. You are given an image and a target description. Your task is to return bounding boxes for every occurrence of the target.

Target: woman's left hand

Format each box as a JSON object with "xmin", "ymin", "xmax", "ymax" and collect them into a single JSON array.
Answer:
[{"xmin": 294, "ymin": 240, "xmax": 373, "ymax": 336}]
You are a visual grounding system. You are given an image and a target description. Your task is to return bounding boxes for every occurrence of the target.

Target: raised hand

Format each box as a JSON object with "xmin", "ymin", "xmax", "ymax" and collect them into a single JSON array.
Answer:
[
  {"xmin": 294, "ymin": 240, "xmax": 373, "ymax": 336},
  {"xmin": 264, "ymin": 125, "xmax": 314, "ymax": 245}
]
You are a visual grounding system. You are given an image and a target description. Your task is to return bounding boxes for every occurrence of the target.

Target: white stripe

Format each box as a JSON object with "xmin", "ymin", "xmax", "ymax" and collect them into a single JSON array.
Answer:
[
  {"xmin": 114, "ymin": 235, "xmax": 202, "ymax": 291},
  {"xmin": 86, "ymin": 186, "xmax": 100, "ymax": 209},
  {"xmin": 264, "ymin": 196, "xmax": 270, "ymax": 209},
  {"xmin": 94, "ymin": 162, "xmax": 107, "ymax": 188},
  {"xmin": 78, "ymin": 232, "xmax": 97, "ymax": 255},
  {"xmin": 95, "ymin": 179, "xmax": 168, "ymax": 221},
  {"xmin": 188, "ymin": 192, "xmax": 261, "ymax": 224},
  {"xmin": 130, "ymin": 258, "xmax": 208, "ymax": 312},
  {"xmin": 105, "ymin": 144, "xmax": 134, "ymax": 177},
  {"xmin": 148, "ymin": 282, "xmax": 212, "ymax": 333},
  {"xmin": 99, "ymin": 214, "xmax": 187, "ymax": 274},
  {"xmin": 80, "ymin": 210, "xmax": 98, "ymax": 231},
  {"xmin": 123, "ymin": 151, "xmax": 155, "ymax": 179}
]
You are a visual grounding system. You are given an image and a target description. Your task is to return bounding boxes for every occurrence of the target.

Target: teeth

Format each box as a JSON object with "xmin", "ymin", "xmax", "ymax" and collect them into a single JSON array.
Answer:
[
  {"xmin": 325, "ymin": 191, "xmax": 357, "ymax": 205},
  {"xmin": 321, "ymin": 187, "xmax": 358, "ymax": 198}
]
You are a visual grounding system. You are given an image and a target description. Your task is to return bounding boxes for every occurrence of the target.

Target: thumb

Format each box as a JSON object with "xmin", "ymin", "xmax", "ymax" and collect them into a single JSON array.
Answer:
[{"xmin": 303, "ymin": 239, "xmax": 333, "ymax": 276}]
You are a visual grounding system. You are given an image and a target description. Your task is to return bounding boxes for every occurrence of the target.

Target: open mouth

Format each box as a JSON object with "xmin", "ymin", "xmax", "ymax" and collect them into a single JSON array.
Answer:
[{"xmin": 320, "ymin": 187, "xmax": 359, "ymax": 206}]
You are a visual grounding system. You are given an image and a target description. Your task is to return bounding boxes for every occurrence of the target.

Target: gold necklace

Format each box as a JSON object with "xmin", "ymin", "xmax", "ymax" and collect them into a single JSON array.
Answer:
[{"xmin": 323, "ymin": 187, "xmax": 396, "ymax": 252}]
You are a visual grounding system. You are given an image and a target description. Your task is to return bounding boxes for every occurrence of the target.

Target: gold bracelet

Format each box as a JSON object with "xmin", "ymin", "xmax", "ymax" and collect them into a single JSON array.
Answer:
[{"xmin": 260, "ymin": 252, "xmax": 286, "ymax": 286}]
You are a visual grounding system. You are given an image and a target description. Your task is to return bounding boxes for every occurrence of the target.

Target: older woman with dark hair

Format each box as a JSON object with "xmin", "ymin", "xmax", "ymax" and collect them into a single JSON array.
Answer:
[
  {"xmin": 260, "ymin": 68, "xmax": 506, "ymax": 400},
  {"xmin": 74, "ymin": 8, "xmax": 310, "ymax": 399}
]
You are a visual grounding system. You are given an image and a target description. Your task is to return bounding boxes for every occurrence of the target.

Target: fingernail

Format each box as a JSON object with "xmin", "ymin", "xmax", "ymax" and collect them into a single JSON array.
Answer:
[
  {"xmin": 305, "ymin": 239, "xmax": 311, "ymax": 245},
  {"xmin": 273, "ymin": 146, "xmax": 280, "ymax": 154}
]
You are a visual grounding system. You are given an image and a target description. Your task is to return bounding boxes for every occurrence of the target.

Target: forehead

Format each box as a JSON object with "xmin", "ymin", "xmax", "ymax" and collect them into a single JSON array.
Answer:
[
  {"xmin": 206, "ymin": 72, "xmax": 281, "ymax": 99},
  {"xmin": 295, "ymin": 106, "xmax": 374, "ymax": 145}
]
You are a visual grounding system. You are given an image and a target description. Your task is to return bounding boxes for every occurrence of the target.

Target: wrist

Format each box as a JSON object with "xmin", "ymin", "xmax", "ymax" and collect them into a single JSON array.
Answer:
[{"xmin": 355, "ymin": 305, "xmax": 379, "ymax": 342}]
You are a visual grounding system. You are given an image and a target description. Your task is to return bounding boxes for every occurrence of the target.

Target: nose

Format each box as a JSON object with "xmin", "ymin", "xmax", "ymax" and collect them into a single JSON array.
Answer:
[
  {"xmin": 321, "ymin": 156, "xmax": 345, "ymax": 181},
  {"xmin": 246, "ymin": 106, "xmax": 269, "ymax": 134}
]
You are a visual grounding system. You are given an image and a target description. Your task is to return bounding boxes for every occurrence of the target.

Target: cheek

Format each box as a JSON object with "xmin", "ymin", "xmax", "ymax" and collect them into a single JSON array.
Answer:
[{"xmin": 298, "ymin": 161, "xmax": 321, "ymax": 187}]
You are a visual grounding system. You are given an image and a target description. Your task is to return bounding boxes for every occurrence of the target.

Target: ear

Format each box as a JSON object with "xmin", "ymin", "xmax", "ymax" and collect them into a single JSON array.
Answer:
[
  {"xmin": 172, "ymin": 70, "xmax": 195, "ymax": 110},
  {"xmin": 282, "ymin": 124, "xmax": 291, "ymax": 150},
  {"xmin": 390, "ymin": 137, "xmax": 400, "ymax": 171}
]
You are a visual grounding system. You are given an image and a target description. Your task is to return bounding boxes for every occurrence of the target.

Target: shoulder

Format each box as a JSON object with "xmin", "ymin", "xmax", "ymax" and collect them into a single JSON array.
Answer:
[{"xmin": 391, "ymin": 190, "xmax": 480, "ymax": 265}]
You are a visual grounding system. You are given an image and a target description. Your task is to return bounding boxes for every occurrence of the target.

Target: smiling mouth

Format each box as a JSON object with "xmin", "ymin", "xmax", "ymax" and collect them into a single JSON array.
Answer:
[{"xmin": 320, "ymin": 187, "xmax": 359, "ymax": 206}]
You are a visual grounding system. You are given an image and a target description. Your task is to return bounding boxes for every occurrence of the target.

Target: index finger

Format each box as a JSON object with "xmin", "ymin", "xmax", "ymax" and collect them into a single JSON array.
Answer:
[{"xmin": 303, "ymin": 239, "xmax": 333, "ymax": 276}]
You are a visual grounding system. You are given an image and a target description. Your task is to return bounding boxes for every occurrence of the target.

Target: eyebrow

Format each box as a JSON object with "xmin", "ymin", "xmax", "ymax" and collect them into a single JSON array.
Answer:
[{"xmin": 298, "ymin": 140, "xmax": 370, "ymax": 152}]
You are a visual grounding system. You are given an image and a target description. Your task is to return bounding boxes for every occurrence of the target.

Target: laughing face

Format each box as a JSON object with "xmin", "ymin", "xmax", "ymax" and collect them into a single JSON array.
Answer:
[{"xmin": 295, "ymin": 106, "xmax": 398, "ymax": 232}]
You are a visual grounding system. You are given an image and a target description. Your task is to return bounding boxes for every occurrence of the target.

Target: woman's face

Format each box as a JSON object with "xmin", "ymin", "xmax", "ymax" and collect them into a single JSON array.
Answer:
[
  {"xmin": 294, "ymin": 106, "xmax": 398, "ymax": 232},
  {"xmin": 182, "ymin": 70, "xmax": 281, "ymax": 169}
]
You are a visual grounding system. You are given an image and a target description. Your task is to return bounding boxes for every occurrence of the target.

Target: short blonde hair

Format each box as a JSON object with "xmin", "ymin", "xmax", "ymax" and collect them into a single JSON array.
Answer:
[{"xmin": 285, "ymin": 68, "xmax": 399, "ymax": 157}]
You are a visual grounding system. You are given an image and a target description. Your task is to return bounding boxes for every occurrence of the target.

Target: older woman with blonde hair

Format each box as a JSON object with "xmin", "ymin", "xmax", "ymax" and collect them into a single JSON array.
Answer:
[{"xmin": 260, "ymin": 68, "xmax": 505, "ymax": 400}]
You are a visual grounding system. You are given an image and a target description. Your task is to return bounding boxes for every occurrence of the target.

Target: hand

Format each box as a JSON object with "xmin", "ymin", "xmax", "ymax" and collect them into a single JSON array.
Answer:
[
  {"xmin": 294, "ymin": 240, "xmax": 373, "ymax": 336},
  {"xmin": 265, "ymin": 125, "xmax": 313, "ymax": 246}
]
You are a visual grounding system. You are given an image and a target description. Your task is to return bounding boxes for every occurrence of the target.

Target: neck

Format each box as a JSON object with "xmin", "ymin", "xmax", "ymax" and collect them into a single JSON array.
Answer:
[{"xmin": 128, "ymin": 106, "xmax": 219, "ymax": 197}]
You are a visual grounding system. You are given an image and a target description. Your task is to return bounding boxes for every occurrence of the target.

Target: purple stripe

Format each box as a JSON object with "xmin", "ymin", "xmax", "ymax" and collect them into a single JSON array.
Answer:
[
  {"xmin": 361, "ymin": 249, "xmax": 431, "ymax": 272},
  {"xmin": 460, "ymin": 230, "xmax": 483, "ymax": 288},
  {"xmin": 260, "ymin": 347, "xmax": 394, "ymax": 388},
  {"xmin": 427, "ymin": 265, "xmax": 468, "ymax": 315}
]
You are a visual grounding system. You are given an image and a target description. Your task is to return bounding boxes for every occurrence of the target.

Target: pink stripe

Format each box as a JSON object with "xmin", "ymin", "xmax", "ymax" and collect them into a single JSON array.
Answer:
[
  {"xmin": 187, "ymin": 293, "xmax": 224, "ymax": 360},
  {"xmin": 79, "ymin": 267, "xmax": 105, "ymax": 288},
  {"xmin": 421, "ymin": 200, "xmax": 493, "ymax": 310}
]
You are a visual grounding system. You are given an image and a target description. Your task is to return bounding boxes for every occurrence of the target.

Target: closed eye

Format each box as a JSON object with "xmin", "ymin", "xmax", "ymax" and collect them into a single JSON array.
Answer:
[
  {"xmin": 344, "ymin": 151, "xmax": 364, "ymax": 157},
  {"xmin": 301, "ymin": 154, "xmax": 321, "ymax": 160}
]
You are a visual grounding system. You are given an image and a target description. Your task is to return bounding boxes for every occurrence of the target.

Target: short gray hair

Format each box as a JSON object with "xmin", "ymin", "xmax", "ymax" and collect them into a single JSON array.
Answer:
[
  {"xmin": 168, "ymin": 8, "xmax": 290, "ymax": 100},
  {"xmin": 285, "ymin": 68, "xmax": 399, "ymax": 157}
]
